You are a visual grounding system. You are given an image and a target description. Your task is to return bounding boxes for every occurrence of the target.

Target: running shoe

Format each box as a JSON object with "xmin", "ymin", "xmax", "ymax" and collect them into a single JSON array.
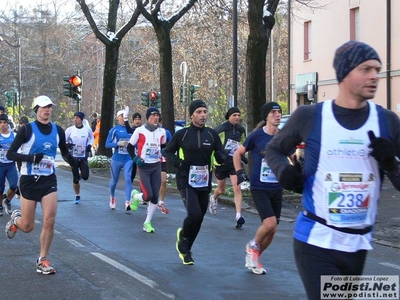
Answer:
[
  {"xmin": 245, "ymin": 242, "xmax": 266, "ymax": 275},
  {"xmin": 130, "ymin": 189, "xmax": 140, "ymax": 211},
  {"xmin": 3, "ymin": 199, "xmax": 12, "ymax": 214},
  {"xmin": 0, "ymin": 205, "xmax": 3, "ymax": 216},
  {"xmin": 125, "ymin": 201, "xmax": 131, "ymax": 211},
  {"xmin": 74, "ymin": 195, "xmax": 81, "ymax": 204},
  {"xmin": 208, "ymin": 195, "xmax": 218, "ymax": 215},
  {"xmin": 5, "ymin": 209, "xmax": 21, "ymax": 238},
  {"xmin": 236, "ymin": 216, "xmax": 245, "ymax": 228},
  {"xmin": 157, "ymin": 202, "xmax": 169, "ymax": 214},
  {"xmin": 183, "ymin": 251, "xmax": 194, "ymax": 265},
  {"xmin": 250, "ymin": 264, "xmax": 266, "ymax": 275},
  {"xmin": 176, "ymin": 228, "xmax": 194, "ymax": 265},
  {"xmin": 143, "ymin": 221, "xmax": 155, "ymax": 233},
  {"xmin": 109, "ymin": 196, "xmax": 116, "ymax": 209},
  {"xmin": 36, "ymin": 258, "xmax": 56, "ymax": 275}
]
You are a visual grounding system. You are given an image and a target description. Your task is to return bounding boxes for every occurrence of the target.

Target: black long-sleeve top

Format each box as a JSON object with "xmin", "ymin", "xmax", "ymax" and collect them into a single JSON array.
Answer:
[{"xmin": 163, "ymin": 123, "xmax": 225, "ymax": 192}]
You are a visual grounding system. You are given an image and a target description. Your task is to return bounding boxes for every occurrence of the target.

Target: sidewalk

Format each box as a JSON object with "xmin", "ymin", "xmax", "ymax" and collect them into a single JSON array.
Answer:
[{"xmin": 76, "ymin": 165, "xmax": 400, "ymax": 249}]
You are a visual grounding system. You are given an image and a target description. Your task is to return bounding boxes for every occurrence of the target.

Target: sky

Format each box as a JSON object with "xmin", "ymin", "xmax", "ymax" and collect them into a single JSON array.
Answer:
[{"xmin": 1, "ymin": 0, "xmax": 76, "ymax": 12}]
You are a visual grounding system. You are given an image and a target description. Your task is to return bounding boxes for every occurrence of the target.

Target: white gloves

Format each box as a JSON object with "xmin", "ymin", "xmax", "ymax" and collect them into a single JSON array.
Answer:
[
  {"xmin": 123, "ymin": 106, "xmax": 129, "ymax": 121},
  {"xmin": 117, "ymin": 140, "xmax": 129, "ymax": 147}
]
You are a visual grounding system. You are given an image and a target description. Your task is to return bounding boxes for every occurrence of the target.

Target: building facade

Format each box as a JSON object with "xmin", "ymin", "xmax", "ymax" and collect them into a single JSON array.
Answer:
[{"xmin": 290, "ymin": 0, "xmax": 400, "ymax": 116}]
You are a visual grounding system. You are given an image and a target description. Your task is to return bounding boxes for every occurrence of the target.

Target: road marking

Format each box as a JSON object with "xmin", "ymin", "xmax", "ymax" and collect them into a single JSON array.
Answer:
[
  {"xmin": 66, "ymin": 239, "xmax": 85, "ymax": 247},
  {"xmin": 91, "ymin": 252, "xmax": 175, "ymax": 299},
  {"xmin": 380, "ymin": 262, "xmax": 400, "ymax": 270}
]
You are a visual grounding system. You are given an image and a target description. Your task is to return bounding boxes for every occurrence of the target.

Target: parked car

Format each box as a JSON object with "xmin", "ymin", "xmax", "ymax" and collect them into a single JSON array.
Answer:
[
  {"xmin": 279, "ymin": 114, "xmax": 290, "ymax": 129},
  {"xmin": 175, "ymin": 120, "xmax": 185, "ymax": 132}
]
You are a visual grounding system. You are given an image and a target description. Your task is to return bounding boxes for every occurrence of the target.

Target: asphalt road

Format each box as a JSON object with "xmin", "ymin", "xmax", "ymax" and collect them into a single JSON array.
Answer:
[{"xmin": 0, "ymin": 162, "xmax": 399, "ymax": 300}]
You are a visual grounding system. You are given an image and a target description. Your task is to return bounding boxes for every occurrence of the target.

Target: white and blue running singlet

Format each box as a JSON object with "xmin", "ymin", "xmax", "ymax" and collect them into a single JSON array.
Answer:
[
  {"xmin": 19, "ymin": 122, "xmax": 58, "ymax": 176},
  {"xmin": 295, "ymin": 100, "xmax": 381, "ymax": 252}
]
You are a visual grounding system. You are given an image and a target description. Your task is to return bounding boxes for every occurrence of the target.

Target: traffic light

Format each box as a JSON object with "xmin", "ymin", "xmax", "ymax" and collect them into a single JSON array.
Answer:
[
  {"xmin": 4, "ymin": 91, "xmax": 12, "ymax": 107},
  {"xmin": 156, "ymin": 92, "xmax": 161, "ymax": 108},
  {"xmin": 70, "ymin": 75, "xmax": 82, "ymax": 102},
  {"xmin": 141, "ymin": 92, "xmax": 149, "ymax": 107},
  {"xmin": 189, "ymin": 85, "xmax": 200, "ymax": 101},
  {"xmin": 63, "ymin": 75, "xmax": 73, "ymax": 98},
  {"xmin": 63, "ymin": 75, "xmax": 82, "ymax": 101},
  {"xmin": 149, "ymin": 91, "xmax": 157, "ymax": 107}
]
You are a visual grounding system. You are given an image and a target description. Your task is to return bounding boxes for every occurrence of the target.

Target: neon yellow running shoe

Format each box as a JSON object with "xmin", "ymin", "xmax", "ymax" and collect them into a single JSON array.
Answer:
[
  {"xmin": 130, "ymin": 189, "xmax": 140, "ymax": 211},
  {"xmin": 143, "ymin": 221, "xmax": 155, "ymax": 233}
]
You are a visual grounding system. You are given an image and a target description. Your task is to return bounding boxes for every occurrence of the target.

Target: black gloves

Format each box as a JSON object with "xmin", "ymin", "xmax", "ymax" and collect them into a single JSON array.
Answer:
[
  {"xmin": 86, "ymin": 145, "xmax": 92, "ymax": 153},
  {"xmin": 33, "ymin": 153, "xmax": 44, "ymax": 164},
  {"xmin": 133, "ymin": 156, "xmax": 145, "ymax": 167},
  {"xmin": 236, "ymin": 169, "xmax": 249, "ymax": 185},
  {"xmin": 66, "ymin": 143, "xmax": 74, "ymax": 150},
  {"xmin": 279, "ymin": 163, "xmax": 303, "ymax": 194},
  {"xmin": 368, "ymin": 130, "xmax": 398, "ymax": 172},
  {"xmin": 178, "ymin": 160, "xmax": 191, "ymax": 172}
]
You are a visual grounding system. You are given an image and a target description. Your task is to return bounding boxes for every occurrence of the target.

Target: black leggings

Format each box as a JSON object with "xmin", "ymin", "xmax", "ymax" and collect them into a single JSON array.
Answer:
[
  {"xmin": 294, "ymin": 239, "xmax": 367, "ymax": 300},
  {"xmin": 71, "ymin": 159, "xmax": 89, "ymax": 184},
  {"xmin": 179, "ymin": 187, "xmax": 209, "ymax": 250}
]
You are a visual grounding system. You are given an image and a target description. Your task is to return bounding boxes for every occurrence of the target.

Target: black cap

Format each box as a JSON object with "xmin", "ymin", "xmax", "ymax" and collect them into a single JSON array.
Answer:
[
  {"xmin": 132, "ymin": 112, "xmax": 142, "ymax": 120},
  {"xmin": 189, "ymin": 99, "xmax": 207, "ymax": 116},
  {"xmin": 225, "ymin": 107, "xmax": 241, "ymax": 120}
]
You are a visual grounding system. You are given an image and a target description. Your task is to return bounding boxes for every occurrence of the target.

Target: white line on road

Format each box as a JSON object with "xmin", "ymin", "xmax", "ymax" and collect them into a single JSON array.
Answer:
[
  {"xmin": 380, "ymin": 262, "xmax": 400, "ymax": 270},
  {"xmin": 91, "ymin": 252, "xmax": 175, "ymax": 299},
  {"xmin": 66, "ymin": 239, "xmax": 85, "ymax": 247}
]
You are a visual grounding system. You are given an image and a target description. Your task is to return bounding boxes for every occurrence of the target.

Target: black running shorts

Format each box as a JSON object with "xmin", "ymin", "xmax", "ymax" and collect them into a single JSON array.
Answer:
[{"xmin": 19, "ymin": 174, "xmax": 58, "ymax": 202}]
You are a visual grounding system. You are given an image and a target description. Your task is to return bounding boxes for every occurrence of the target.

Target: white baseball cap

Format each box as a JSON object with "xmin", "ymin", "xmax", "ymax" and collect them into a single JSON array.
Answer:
[
  {"xmin": 33, "ymin": 95, "xmax": 54, "ymax": 108},
  {"xmin": 116, "ymin": 110, "xmax": 124, "ymax": 117}
]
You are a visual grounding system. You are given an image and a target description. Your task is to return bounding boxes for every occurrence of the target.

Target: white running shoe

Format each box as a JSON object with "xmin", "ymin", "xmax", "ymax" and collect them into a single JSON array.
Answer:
[
  {"xmin": 208, "ymin": 195, "xmax": 218, "ymax": 215},
  {"xmin": 109, "ymin": 196, "xmax": 116, "ymax": 209},
  {"xmin": 245, "ymin": 242, "xmax": 266, "ymax": 275}
]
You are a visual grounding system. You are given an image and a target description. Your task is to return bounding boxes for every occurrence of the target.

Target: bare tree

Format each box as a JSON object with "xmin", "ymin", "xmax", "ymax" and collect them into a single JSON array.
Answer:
[
  {"xmin": 76, "ymin": 0, "xmax": 142, "ymax": 156},
  {"xmin": 138, "ymin": 0, "xmax": 198, "ymax": 135},
  {"xmin": 246, "ymin": 0, "xmax": 280, "ymax": 130}
]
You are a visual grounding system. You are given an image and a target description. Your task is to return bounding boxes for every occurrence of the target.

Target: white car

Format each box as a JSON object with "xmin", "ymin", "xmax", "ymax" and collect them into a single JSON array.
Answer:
[{"xmin": 279, "ymin": 115, "xmax": 290, "ymax": 129}]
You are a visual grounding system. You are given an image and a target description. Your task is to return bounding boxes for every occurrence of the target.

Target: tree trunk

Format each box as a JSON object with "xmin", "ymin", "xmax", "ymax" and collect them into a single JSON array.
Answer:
[
  {"xmin": 154, "ymin": 25, "xmax": 175, "ymax": 136},
  {"xmin": 245, "ymin": 0, "xmax": 279, "ymax": 131},
  {"xmin": 97, "ymin": 44, "xmax": 120, "ymax": 157}
]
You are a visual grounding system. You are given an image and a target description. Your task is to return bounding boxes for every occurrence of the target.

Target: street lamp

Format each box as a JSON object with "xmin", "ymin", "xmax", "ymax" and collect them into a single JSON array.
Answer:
[{"xmin": 0, "ymin": 36, "xmax": 22, "ymax": 116}]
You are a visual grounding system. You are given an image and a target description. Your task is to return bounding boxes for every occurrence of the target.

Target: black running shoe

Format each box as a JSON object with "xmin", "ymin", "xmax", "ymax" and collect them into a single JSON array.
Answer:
[
  {"xmin": 183, "ymin": 251, "xmax": 194, "ymax": 265},
  {"xmin": 236, "ymin": 216, "xmax": 245, "ymax": 228}
]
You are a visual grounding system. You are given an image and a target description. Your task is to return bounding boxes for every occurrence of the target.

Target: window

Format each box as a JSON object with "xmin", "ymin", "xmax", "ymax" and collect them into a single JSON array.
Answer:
[
  {"xmin": 350, "ymin": 7, "xmax": 359, "ymax": 40},
  {"xmin": 304, "ymin": 21, "xmax": 312, "ymax": 60}
]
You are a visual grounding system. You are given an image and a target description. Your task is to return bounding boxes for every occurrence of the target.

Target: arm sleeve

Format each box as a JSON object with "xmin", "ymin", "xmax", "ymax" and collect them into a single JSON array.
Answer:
[
  {"xmin": 57, "ymin": 125, "xmax": 74, "ymax": 162},
  {"xmin": 124, "ymin": 121, "xmax": 134, "ymax": 134},
  {"xmin": 105, "ymin": 128, "xmax": 117, "ymax": 149},
  {"xmin": 265, "ymin": 106, "xmax": 314, "ymax": 182},
  {"xmin": 88, "ymin": 127, "xmax": 94, "ymax": 145},
  {"xmin": 6, "ymin": 124, "xmax": 34, "ymax": 162},
  {"xmin": 384, "ymin": 110, "xmax": 400, "ymax": 190},
  {"xmin": 127, "ymin": 143, "xmax": 137, "ymax": 159},
  {"xmin": 162, "ymin": 131, "xmax": 182, "ymax": 168},
  {"xmin": 213, "ymin": 130, "xmax": 226, "ymax": 164}
]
